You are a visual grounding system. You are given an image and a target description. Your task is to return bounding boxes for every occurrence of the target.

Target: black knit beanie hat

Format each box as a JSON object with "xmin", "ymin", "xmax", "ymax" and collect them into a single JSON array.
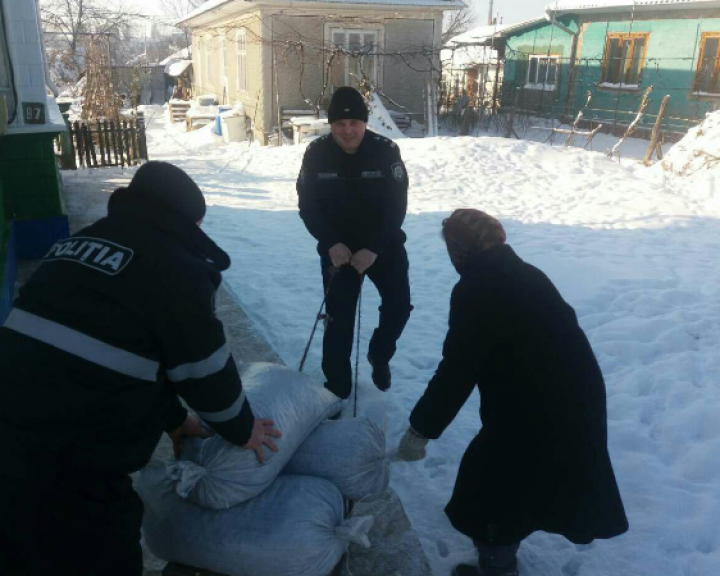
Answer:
[
  {"xmin": 127, "ymin": 161, "xmax": 206, "ymax": 223},
  {"xmin": 328, "ymin": 87, "xmax": 369, "ymax": 124}
]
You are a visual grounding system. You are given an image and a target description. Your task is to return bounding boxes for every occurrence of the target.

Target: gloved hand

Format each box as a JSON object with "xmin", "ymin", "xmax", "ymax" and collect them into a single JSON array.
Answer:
[{"xmin": 397, "ymin": 427, "xmax": 429, "ymax": 462}]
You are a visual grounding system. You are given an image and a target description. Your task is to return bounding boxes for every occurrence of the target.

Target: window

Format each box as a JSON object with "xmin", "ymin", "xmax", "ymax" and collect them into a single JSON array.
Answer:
[
  {"xmin": 236, "ymin": 28, "xmax": 247, "ymax": 92},
  {"xmin": 329, "ymin": 28, "xmax": 378, "ymax": 89},
  {"xmin": 525, "ymin": 55, "xmax": 560, "ymax": 90},
  {"xmin": 695, "ymin": 33, "xmax": 720, "ymax": 94},
  {"xmin": 601, "ymin": 33, "xmax": 649, "ymax": 86}
]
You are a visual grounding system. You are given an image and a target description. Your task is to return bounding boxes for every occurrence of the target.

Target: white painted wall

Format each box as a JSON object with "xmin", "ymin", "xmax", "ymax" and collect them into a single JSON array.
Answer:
[{"xmin": 1, "ymin": 0, "xmax": 57, "ymax": 130}]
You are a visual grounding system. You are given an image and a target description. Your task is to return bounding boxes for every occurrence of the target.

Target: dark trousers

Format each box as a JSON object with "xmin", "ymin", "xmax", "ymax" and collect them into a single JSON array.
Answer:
[
  {"xmin": 0, "ymin": 469, "xmax": 143, "ymax": 576},
  {"xmin": 321, "ymin": 244, "xmax": 413, "ymax": 399}
]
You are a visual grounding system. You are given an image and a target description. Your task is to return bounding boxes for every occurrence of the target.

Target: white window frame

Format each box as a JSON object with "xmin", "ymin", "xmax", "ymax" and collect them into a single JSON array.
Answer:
[
  {"xmin": 193, "ymin": 35, "xmax": 201, "ymax": 91},
  {"xmin": 325, "ymin": 24, "xmax": 383, "ymax": 88},
  {"xmin": 236, "ymin": 28, "xmax": 248, "ymax": 93},
  {"xmin": 525, "ymin": 54, "xmax": 561, "ymax": 91},
  {"xmin": 204, "ymin": 33, "xmax": 212, "ymax": 89}
]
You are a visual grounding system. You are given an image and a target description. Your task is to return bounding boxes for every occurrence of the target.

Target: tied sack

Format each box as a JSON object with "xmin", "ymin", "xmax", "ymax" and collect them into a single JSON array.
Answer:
[
  {"xmin": 284, "ymin": 417, "xmax": 390, "ymax": 501},
  {"xmin": 174, "ymin": 363, "xmax": 342, "ymax": 509},
  {"xmin": 139, "ymin": 462, "xmax": 374, "ymax": 576}
]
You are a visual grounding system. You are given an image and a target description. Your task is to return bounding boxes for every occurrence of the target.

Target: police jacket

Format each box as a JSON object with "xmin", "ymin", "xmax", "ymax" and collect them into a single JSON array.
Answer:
[
  {"xmin": 0, "ymin": 188, "xmax": 254, "ymax": 478},
  {"xmin": 297, "ymin": 130, "xmax": 409, "ymax": 256}
]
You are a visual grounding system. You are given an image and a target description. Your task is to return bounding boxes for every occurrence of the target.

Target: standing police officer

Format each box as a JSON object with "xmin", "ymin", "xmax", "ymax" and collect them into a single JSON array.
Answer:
[
  {"xmin": 297, "ymin": 86, "xmax": 413, "ymax": 399},
  {"xmin": 0, "ymin": 162, "xmax": 280, "ymax": 576}
]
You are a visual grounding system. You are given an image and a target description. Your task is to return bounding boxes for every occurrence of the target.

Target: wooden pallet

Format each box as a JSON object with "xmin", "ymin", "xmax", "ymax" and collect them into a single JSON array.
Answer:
[{"xmin": 169, "ymin": 100, "xmax": 192, "ymax": 124}]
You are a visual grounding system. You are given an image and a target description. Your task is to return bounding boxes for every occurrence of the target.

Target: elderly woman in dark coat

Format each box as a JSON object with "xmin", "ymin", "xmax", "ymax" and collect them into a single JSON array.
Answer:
[{"xmin": 398, "ymin": 209, "xmax": 628, "ymax": 576}]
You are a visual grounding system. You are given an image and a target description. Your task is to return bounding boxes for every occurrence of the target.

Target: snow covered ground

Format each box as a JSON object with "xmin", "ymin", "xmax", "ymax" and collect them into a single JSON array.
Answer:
[{"xmin": 65, "ymin": 107, "xmax": 720, "ymax": 576}]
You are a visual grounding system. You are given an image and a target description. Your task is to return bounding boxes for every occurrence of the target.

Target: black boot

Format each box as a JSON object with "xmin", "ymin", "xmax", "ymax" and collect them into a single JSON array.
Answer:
[
  {"xmin": 452, "ymin": 564, "xmax": 481, "ymax": 576},
  {"xmin": 451, "ymin": 543, "xmax": 520, "ymax": 576},
  {"xmin": 367, "ymin": 354, "xmax": 391, "ymax": 391}
]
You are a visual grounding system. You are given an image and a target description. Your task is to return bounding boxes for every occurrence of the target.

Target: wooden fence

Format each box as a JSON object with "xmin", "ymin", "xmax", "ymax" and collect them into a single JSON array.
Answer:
[{"xmin": 63, "ymin": 119, "xmax": 148, "ymax": 169}]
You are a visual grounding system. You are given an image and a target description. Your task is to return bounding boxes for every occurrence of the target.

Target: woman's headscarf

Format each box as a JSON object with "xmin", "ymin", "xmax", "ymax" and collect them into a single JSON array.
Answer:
[{"xmin": 442, "ymin": 209, "xmax": 507, "ymax": 272}]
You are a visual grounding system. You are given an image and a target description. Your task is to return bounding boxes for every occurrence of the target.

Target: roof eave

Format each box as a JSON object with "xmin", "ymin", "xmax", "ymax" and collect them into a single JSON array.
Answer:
[
  {"xmin": 178, "ymin": 0, "xmax": 461, "ymax": 27},
  {"xmin": 547, "ymin": 0, "xmax": 720, "ymax": 16}
]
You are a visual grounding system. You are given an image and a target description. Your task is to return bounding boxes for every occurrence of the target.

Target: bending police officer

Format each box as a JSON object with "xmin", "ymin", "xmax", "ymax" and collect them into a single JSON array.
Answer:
[{"xmin": 0, "ymin": 162, "xmax": 280, "ymax": 576}]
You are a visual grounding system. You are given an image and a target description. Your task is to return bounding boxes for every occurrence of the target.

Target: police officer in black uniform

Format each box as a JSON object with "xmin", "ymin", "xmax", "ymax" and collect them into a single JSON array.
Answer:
[
  {"xmin": 297, "ymin": 86, "xmax": 413, "ymax": 399},
  {"xmin": 0, "ymin": 162, "xmax": 280, "ymax": 576}
]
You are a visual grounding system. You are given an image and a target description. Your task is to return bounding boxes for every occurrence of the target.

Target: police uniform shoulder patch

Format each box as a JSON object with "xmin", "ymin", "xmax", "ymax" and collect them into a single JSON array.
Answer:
[
  {"xmin": 44, "ymin": 237, "xmax": 134, "ymax": 275},
  {"xmin": 391, "ymin": 162, "xmax": 404, "ymax": 181}
]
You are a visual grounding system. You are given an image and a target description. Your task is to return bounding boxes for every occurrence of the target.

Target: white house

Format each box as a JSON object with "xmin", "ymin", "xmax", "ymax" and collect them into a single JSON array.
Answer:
[{"xmin": 178, "ymin": 0, "xmax": 462, "ymax": 143}]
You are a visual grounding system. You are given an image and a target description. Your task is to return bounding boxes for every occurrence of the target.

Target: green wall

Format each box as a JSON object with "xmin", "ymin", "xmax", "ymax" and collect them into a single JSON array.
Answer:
[
  {"xmin": 502, "ymin": 13, "xmax": 720, "ymax": 131},
  {"xmin": 502, "ymin": 17, "xmax": 579, "ymax": 116},
  {"xmin": 574, "ymin": 17, "xmax": 720, "ymax": 131},
  {"xmin": 0, "ymin": 132, "xmax": 64, "ymax": 221}
]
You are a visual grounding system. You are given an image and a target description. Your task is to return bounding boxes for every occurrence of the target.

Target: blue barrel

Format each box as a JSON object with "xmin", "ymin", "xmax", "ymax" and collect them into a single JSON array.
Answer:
[{"xmin": 215, "ymin": 106, "xmax": 232, "ymax": 135}]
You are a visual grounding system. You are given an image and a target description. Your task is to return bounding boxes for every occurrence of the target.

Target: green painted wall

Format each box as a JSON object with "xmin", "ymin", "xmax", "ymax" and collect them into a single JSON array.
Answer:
[
  {"xmin": 0, "ymin": 132, "xmax": 64, "ymax": 221},
  {"xmin": 502, "ymin": 13, "xmax": 720, "ymax": 131},
  {"xmin": 502, "ymin": 17, "xmax": 579, "ymax": 116},
  {"xmin": 574, "ymin": 17, "xmax": 720, "ymax": 130}
]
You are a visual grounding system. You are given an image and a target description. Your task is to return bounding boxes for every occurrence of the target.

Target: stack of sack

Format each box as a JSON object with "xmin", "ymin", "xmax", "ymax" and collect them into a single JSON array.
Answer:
[{"xmin": 138, "ymin": 363, "xmax": 390, "ymax": 576}]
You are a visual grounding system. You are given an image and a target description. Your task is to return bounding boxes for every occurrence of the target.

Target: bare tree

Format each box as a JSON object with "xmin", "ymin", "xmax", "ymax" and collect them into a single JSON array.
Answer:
[
  {"xmin": 159, "ymin": 0, "xmax": 207, "ymax": 19},
  {"xmin": 40, "ymin": 0, "xmax": 144, "ymax": 84},
  {"xmin": 442, "ymin": 1, "xmax": 478, "ymax": 45}
]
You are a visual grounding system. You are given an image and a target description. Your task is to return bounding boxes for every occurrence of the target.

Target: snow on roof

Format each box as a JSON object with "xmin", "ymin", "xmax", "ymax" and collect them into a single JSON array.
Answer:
[
  {"xmin": 178, "ymin": 0, "xmax": 232, "ymax": 24},
  {"xmin": 166, "ymin": 60, "xmax": 193, "ymax": 77},
  {"xmin": 445, "ymin": 18, "xmax": 545, "ymax": 48},
  {"xmin": 546, "ymin": 0, "xmax": 720, "ymax": 12},
  {"xmin": 179, "ymin": 0, "xmax": 461, "ymax": 25},
  {"xmin": 446, "ymin": 24, "xmax": 509, "ymax": 46},
  {"xmin": 289, "ymin": 0, "xmax": 462, "ymax": 6},
  {"xmin": 160, "ymin": 48, "xmax": 191, "ymax": 67},
  {"xmin": 441, "ymin": 45, "xmax": 499, "ymax": 67}
]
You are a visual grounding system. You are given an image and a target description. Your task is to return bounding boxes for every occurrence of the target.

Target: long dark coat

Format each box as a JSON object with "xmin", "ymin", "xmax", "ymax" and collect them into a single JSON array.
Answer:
[{"xmin": 410, "ymin": 244, "xmax": 629, "ymax": 546}]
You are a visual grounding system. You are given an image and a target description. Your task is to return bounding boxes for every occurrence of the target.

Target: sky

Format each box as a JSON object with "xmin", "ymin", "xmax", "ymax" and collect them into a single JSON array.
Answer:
[{"xmin": 139, "ymin": 0, "xmax": 553, "ymax": 28}]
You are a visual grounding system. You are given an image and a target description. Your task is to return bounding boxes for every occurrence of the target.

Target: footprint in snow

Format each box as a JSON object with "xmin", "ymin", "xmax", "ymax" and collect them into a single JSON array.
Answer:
[
  {"xmin": 424, "ymin": 456, "xmax": 446, "ymax": 469},
  {"xmin": 436, "ymin": 539, "xmax": 450, "ymax": 558}
]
